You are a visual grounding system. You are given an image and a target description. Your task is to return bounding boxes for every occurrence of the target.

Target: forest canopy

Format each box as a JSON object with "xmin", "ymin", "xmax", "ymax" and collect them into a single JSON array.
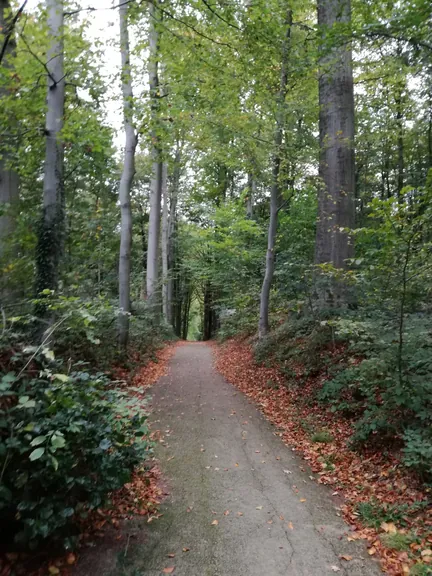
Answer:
[{"xmin": 0, "ymin": 0, "xmax": 431, "ymax": 568}]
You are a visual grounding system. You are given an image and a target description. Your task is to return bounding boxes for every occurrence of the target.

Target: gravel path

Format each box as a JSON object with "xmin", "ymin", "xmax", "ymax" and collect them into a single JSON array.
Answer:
[{"xmin": 76, "ymin": 342, "xmax": 382, "ymax": 576}]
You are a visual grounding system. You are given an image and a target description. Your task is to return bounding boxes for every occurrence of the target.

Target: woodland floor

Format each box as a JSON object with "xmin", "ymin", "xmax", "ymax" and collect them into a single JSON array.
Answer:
[{"xmin": 73, "ymin": 342, "xmax": 382, "ymax": 576}]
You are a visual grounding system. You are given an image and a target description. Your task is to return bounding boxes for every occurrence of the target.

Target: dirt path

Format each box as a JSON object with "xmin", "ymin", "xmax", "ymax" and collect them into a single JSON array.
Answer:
[{"xmin": 77, "ymin": 342, "xmax": 382, "ymax": 576}]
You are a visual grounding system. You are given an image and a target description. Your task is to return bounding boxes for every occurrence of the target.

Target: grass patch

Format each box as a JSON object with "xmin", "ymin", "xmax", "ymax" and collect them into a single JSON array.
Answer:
[
  {"xmin": 356, "ymin": 499, "xmax": 429, "ymax": 530},
  {"xmin": 311, "ymin": 430, "xmax": 334, "ymax": 443},
  {"xmin": 380, "ymin": 532, "xmax": 416, "ymax": 551}
]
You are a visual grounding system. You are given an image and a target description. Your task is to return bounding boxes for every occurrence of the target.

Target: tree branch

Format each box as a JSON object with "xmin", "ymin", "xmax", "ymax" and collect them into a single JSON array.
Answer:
[{"xmin": 0, "ymin": 0, "xmax": 28, "ymax": 65}]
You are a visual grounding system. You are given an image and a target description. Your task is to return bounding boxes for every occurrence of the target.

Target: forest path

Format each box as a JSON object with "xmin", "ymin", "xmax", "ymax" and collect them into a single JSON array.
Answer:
[{"xmin": 77, "ymin": 342, "xmax": 381, "ymax": 576}]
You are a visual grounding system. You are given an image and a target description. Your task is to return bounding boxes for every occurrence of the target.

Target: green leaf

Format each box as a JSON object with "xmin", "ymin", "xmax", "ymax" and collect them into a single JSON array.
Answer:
[
  {"xmin": 53, "ymin": 373, "xmax": 70, "ymax": 383},
  {"xmin": 30, "ymin": 436, "xmax": 46, "ymax": 446},
  {"xmin": 29, "ymin": 447, "xmax": 45, "ymax": 461},
  {"xmin": 51, "ymin": 435, "xmax": 66, "ymax": 449}
]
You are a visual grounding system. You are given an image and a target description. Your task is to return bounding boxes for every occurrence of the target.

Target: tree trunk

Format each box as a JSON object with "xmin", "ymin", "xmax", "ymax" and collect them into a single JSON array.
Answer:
[
  {"xmin": 0, "ymin": 0, "xmax": 19, "ymax": 288},
  {"xmin": 395, "ymin": 89, "xmax": 404, "ymax": 198},
  {"xmin": 258, "ymin": 7, "xmax": 292, "ymax": 339},
  {"xmin": 167, "ymin": 146, "xmax": 180, "ymax": 325},
  {"xmin": 35, "ymin": 0, "xmax": 65, "ymax": 307},
  {"xmin": 314, "ymin": 0, "xmax": 355, "ymax": 306},
  {"xmin": 161, "ymin": 162, "xmax": 169, "ymax": 321},
  {"xmin": 118, "ymin": 0, "xmax": 137, "ymax": 349},
  {"xmin": 146, "ymin": 1, "xmax": 162, "ymax": 314},
  {"xmin": 246, "ymin": 173, "xmax": 255, "ymax": 219}
]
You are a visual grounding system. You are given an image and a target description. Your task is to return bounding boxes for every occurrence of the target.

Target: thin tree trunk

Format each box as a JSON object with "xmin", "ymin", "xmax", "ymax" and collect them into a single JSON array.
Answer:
[
  {"xmin": 146, "ymin": 0, "xmax": 162, "ymax": 314},
  {"xmin": 35, "ymin": 0, "xmax": 65, "ymax": 309},
  {"xmin": 139, "ymin": 204, "xmax": 148, "ymax": 301},
  {"xmin": 258, "ymin": 7, "xmax": 292, "ymax": 339},
  {"xmin": 0, "ymin": 0, "xmax": 19, "ymax": 280},
  {"xmin": 314, "ymin": 0, "xmax": 355, "ymax": 307},
  {"xmin": 395, "ymin": 89, "xmax": 404, "ymax": 198},
  {"xmin": 118, "ymin": 0, "xmax": 137, "ymax": 349},
  {"xmin": 167, "ymin": 145, "xmax": 180, "ymax": 325},
  {"xmin": 161, "ymin": 162, "xmax": 169, "ymax": 321},
  {"xmin": 246, "ymin": 172, "xmax": 255, "ymax": 219}
]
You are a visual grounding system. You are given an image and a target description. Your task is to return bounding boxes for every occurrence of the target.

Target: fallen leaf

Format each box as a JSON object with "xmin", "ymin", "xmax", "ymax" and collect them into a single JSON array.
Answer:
[
  {"xmin": 237, "ymin": 511, "xmax": 243, "ymax": 516},
  {"xmin": 368, "ymin": 547, "xmax": 376, "ymax": 556},
  {"xmin": 288, "ymin": 522, "xmax": 294, "ymax": 530},
  {"xmin": 421, "ymin": 549, "xmax": 432, "ymax": 557},
  {"xmin": 167, "ymin": 553, "xmax": 175, "ymax": 558},
  {"xmin": 340, "ymin": 555, "xmax": 352, "ymax": 561},
  {"xmin": 381, "ymin": 522, "xmax": 397, "ymax": 534},
  {"xmin": 331, "ymin": 566, "xmax": 341, "ymax": 572},
  {"xmin": 162, "ymin": 568, "xmax": 175, "ymax": 574},
  {"xmin": 300, "ymin": 499, "xmax": 307, "ymax": 503},
  {"xmin": 66, "ymin": 553, "xmax": 77, "ymax": 565},
  {"xmin": 256, "ymin": 506, "xmax": 263, "ymax": 510},
  {"xmin": 224, "ymin": 510, "xmax": 230, "ymax": 516},
  {"xmin": 48, "ymin": 568, "xmax": 60, "ymax": 576},
  {"xmin": 182, "ymin": 547, "xmax": 190, "ymax": 552},
  {"xmin": 211, "ymin": 519, "xmax": 219, "ymax": 526}
]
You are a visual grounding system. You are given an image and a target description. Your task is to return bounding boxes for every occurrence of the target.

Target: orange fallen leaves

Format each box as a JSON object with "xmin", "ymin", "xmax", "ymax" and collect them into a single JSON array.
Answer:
[{"xmin": 213, "ymin": 338, "xmax": 431, "ymax": 576}]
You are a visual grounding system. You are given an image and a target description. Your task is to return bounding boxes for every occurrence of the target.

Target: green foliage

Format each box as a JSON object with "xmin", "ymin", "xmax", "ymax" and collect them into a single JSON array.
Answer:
[
  {"xmin": 356, "ymin": 500, "xmax": 429, "ymax": 530},
  {"xmin": 311, "ymin": 430, "xmax": 333, "ymax": 443},
  {"xmin": 380, "ymin": 532, "xmax": 416, "ymax": 551},
  {"xmin": 0, "ymin": 345, "xmax": 151, "ymax": 548}
]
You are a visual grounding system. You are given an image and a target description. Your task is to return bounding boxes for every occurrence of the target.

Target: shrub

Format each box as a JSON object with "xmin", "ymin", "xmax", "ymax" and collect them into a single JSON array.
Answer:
[{"xmin": 0, "ymin": 345, "xmax": 151, "ymax": 549}]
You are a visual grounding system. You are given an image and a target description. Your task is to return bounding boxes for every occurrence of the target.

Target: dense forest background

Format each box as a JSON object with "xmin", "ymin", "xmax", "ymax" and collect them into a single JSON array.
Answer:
[{"xmin": 0, "ymin": 0, "xmax": 431, "ymax": 572}]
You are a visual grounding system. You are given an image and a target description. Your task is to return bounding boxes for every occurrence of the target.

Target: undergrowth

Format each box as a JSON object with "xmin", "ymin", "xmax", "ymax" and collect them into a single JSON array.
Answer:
[{"xmin": 253, "ymin": 312, "xmax": 432, "ymax": 481}]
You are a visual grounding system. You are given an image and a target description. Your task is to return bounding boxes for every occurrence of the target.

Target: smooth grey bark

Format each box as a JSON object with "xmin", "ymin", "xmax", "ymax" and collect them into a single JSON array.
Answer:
[
  {"xmin": 35, "ymin": 0, "xmax": 65, "ymax": 303},
  {"xmin": 146, "ymin": 0, "xmax": 162, "ymax": 312},
  {"xmin": 258, "ymin": 8, "xmax": 292, "ymax": 339},
  {"xmin": 315, "ymin": 0, "xmax": 355, "ymax": 305},
  {"xmin": 0, "ymin": 0, "xmax": 19, "ymax": 272},
  {"xmin": 118, "ymin": 0, "xmax": 137, "ymax": 348},
  {"xmin": 161, "ymin": 162, "xmax": 169, "ymax": 322},
  {"xmin": 167, "ymin": 146, "xmax": 180, "ymax": 326}
]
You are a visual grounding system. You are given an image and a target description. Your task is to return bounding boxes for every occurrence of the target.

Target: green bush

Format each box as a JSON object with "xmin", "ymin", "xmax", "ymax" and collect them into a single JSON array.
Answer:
[{"xmin": 0, "ymin": 345, "xmax": 151, "ymax": 549}]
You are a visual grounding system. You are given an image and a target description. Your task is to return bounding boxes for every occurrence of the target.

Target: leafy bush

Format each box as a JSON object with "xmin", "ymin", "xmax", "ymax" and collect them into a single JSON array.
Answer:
[
  {"xmin": 318, "ymin": 315, "xmax": 432, "ymax": 477},
  {"xmin": 0, "ymin": 345, "xmax": 151, "ymax": 549}
]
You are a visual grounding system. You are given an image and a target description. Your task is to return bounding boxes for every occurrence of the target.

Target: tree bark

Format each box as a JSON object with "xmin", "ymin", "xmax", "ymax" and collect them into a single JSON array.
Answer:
[
  {"xmin": 146, "ymin": 0, "xmax": 162, "ymax": 314},
  {"xmin": 167, "ymin": 145, "xmax": 181, "ymax": 325},
  {"xmin": 0, "ymin": 0, "xmax": 19, "ymax": 280},
  {"xmin": 35, "ymin": 0, "xmax": 65, "ymax": 307},
  {"xmin": 246, "ymin": 172, "xmax": 255, "ymax": 219},
  {"xmin": 118, "ymin": 0, "xmax": 137, "ymax": 349},
  {"xmin": 258, "ymin": 7, "xmax": 292, "ymax": 339},
  {"xmin": 161, "ymin": 162, "xmax": 169, "ymax": 321},
  {"xmin": 314, "ymin": 0, "xmax": 355, "ymax": 307}
]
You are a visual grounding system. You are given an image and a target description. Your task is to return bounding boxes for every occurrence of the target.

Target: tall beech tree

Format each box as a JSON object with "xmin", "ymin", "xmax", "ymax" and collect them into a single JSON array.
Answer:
[
  {"xmin": 35, "ymin": 0, "xmax": 65, "ymax": 308},
  {"xmin": 0, "ymin": 0, "xmax": 19, "ymax": 275},
  {"xmin": 315, "ymin": 0, "xmax": 355, "ymax": 306},
  {"xmin": 118, "ymin": 0, "xmax": 137, "ymax": 348},
  {"xmin": 146, "ymin": 0, "xmax": 162, "ymax": 311}
]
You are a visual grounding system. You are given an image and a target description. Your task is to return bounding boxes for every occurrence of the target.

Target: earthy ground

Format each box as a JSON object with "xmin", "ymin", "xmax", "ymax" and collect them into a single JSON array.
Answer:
[{"xmin": 74, "ymin": 342, "xmax": 382, "ymax": 576}]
